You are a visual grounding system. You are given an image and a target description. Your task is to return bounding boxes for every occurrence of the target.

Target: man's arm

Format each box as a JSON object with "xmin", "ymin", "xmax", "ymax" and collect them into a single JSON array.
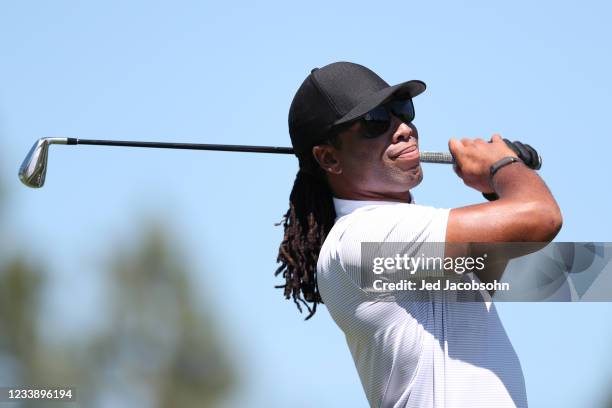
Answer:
[
  {"xmin": 444, "ymin": 135, "xmax": 562, "ymax": 284},
  {"xmin": 446, "ymin": 134, "xmax": 562, "ymax": 243}
]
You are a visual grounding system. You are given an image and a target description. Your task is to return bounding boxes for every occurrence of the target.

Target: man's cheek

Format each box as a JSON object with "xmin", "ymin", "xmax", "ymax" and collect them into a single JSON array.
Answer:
[
  {"xmin": 354, "ymin": 147, "xmax": 377, "ymax": 161},
  {"xmin": 342, "ymin": 150, "xmax": 372, "ymax": 169}
]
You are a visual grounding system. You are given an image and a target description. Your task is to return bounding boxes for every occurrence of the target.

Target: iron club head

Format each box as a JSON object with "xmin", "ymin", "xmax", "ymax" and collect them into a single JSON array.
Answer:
[{"xmin": 18, "ymin": 138, "xmax": 68, "ymax": 188}]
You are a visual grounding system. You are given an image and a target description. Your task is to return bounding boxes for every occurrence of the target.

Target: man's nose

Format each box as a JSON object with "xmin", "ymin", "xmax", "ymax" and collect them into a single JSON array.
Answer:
[{"xmin": 391, "ymin": 115, "xmax": 416, "ymax": 144}]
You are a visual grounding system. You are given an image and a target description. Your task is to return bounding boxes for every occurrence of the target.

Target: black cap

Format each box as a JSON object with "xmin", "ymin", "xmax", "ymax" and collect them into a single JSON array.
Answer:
[{"xmin": 288, "ymin": 61, "xmax": 426, "ymax": 159}]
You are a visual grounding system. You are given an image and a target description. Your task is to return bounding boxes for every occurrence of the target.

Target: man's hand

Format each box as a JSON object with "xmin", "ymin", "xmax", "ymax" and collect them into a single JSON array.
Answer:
[{"xmin": 449, "ymin": 134, "xmax": 518, "ymax": 194}]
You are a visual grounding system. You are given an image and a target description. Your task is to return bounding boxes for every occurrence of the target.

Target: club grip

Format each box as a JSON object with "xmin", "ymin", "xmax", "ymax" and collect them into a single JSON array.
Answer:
[{"xmin": 419, "ymin": 151, "xmax": 454, "ymax": 164}]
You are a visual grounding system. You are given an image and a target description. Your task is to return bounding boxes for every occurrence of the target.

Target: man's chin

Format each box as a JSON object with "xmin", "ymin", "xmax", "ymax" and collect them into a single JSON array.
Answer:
[
  {"xmin": 409, "ymin": 174, "xmax": 424, "ymax": 191},
  {"xmin": 403, "ymin": 164, "xmax": 423, "ymax": 187},
  {"xmin": 414, "ymin": 166, "xmax": 424, "ymax": 184},
  {"xmin": 389, "ymin": 165, "xmax": 423, "ymax": 192}
]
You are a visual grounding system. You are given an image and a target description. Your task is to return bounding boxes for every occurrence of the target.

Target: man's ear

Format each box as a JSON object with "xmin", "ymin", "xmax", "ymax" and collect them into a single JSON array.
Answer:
[{"xmin": 312, "ymin": 144, "xmax": 342, "ymax": 175}]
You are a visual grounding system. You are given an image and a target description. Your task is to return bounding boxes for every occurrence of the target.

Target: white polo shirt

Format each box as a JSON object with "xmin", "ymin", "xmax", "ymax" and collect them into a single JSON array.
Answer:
[{"xmin": 317, "ymin": 197, "xmax": 527, "ymax": 408}]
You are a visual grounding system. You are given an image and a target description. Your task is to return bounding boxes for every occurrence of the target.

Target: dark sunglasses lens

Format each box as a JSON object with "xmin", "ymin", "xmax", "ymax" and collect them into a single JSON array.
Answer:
[
  {"xmin": 362, "ymin": 106, "xmax": 391, "ymax": 138},
  {"xmin": 389, "ymin": 99, "xmax": 415, "ymax": 123}
]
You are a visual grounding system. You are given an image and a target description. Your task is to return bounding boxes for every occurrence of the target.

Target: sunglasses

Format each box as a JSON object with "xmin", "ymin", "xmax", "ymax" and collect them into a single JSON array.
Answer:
[{"xmin": 359, "ymin": 98, "xmax": 415, "ymax": 139}]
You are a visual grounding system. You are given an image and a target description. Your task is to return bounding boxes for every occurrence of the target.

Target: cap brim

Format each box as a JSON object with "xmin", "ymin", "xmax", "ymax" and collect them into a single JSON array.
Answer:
[{"xmin": 333, "ymin": 80, "xmax": 426, "ymax": 126}]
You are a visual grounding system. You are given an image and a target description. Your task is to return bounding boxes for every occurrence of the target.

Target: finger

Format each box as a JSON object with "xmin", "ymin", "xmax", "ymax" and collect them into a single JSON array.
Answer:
[
  {"xmin": 453, "ymin": 164, "xmax": 463, "ymax": 178},
  {"xmin": 448, "ymin": 138, "xmax": 463, "ymax": 156},
  {"xmin": 460, "ymin": 138, "xmax": 473, "ymax": 147},
  {"xmin": 491, "ymin": 134, "xmax": 503, "ymax": 143}
]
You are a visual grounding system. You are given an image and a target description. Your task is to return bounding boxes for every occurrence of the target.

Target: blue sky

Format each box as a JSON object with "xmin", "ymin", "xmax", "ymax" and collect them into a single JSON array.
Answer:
[{"xmin": 2, "ymin": 1, "xmax": 612, "ymax": 407}]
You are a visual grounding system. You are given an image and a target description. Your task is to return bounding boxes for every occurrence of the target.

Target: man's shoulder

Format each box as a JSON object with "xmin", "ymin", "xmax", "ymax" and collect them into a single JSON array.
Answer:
[
  {"xmin": 323, "ymin": 203, "xmax": 450, "ymax": 249},
  {"xmin": 336, "ymin": 202, "xmax": 448, "ymax": 224}
]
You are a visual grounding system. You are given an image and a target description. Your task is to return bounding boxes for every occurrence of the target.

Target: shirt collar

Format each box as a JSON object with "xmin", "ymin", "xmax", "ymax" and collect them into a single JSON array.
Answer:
[{"xmin": 333, "ymin": 193, "xmax": 415, "ymax": 219}]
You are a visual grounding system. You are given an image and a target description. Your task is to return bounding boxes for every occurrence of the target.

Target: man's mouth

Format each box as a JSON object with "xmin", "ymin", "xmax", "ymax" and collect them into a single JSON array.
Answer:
[{"xmin": 389, "ymin": 144, "xmax": 419, "ymax": 161}]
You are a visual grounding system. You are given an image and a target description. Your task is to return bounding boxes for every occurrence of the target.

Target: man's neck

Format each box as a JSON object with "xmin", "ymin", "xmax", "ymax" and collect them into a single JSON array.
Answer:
[{"xmin": 333, "ymin": 190, "xmax": 413, "ymax": 203}]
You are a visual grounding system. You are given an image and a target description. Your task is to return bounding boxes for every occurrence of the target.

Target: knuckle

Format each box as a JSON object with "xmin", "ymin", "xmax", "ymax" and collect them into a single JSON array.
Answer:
[{"xmin": 449, "ymin": 139, "xmax": 463, "ymax": 154}]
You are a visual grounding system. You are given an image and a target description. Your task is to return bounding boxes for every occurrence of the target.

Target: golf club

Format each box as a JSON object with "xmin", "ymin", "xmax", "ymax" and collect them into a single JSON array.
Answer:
[{"xmin": 18, "ymin": 137, "xmax": 455, "ymax": 188}]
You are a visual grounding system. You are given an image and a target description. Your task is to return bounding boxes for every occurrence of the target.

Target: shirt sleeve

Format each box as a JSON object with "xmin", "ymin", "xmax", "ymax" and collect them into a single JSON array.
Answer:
[
  {"xmin": 332, "ymin": 204, "xmax": 449, "ymax": 291},
  {"xmin": 318, "ymin": 203, "xmax": 450, "ymax": 317}
]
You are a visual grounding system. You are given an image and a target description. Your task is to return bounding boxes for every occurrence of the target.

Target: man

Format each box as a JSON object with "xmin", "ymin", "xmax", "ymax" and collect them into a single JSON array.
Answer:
[{"xmin": 275, "ymin": 62, "xmax": 562, "ymax": 407}]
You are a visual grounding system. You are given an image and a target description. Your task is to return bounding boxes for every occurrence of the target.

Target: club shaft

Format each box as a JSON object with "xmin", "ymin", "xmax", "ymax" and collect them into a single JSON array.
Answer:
[
  {"xmin": 68, "ymin": 138, "xmax": 454, "ymax": 164},
  {"xmin": 69, "ymin": 138, "xmax": 294, "ymax": 154}
]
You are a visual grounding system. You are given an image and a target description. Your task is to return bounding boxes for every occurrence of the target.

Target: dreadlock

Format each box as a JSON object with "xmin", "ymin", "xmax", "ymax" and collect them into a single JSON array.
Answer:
[{"xmin": 275, "ymin": 136, "xmax": 342, "ymax": 320}]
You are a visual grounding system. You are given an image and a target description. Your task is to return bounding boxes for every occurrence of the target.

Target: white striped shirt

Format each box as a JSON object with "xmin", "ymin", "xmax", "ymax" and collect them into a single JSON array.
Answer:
[{"xmin": 317, "ymin": 197, "xmax": 527, "ymax": 408}]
